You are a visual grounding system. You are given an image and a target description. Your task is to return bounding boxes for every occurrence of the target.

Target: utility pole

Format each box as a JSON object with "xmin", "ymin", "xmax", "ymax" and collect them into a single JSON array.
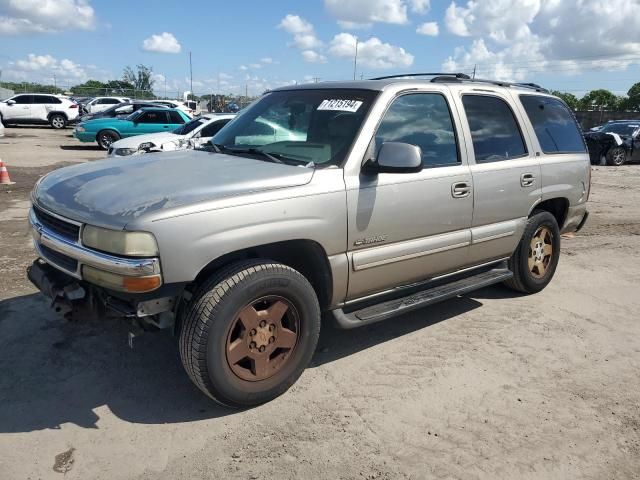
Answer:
[
  {"xmin": 189, "ymin": 51, "xmax": 193, "ymax": 101},
  {"xmin": 53, "ymin": 73, "xmax": 57, "ymax": 92},
  {"xmin": 312, "ymin": 76, "xmax": 320, "ymax": 83},
  {"xmin": 472, "ymin": 64, "xmax": 477, "ymax": 79},
  {"xmin": 353, "ymin": 37, "xmax": 358, "ymax": 81},
  {"xmin": 164, "ymin": 76, "xmax": 167, "ymax": 99}
]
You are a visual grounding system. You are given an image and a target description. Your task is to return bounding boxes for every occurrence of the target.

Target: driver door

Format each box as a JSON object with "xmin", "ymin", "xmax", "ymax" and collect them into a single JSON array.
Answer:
[
  {"xmin": 4, "ymin": 95, "xmax": 32, "ymax": 120},
  {"xmin": 345, "ymin": 91, "xmax": 473, "ymax": 300}
]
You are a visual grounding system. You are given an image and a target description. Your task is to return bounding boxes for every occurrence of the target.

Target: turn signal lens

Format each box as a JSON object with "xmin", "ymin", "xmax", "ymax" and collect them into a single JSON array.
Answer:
[{"xmin": 82, "ymin": 265, "xmax": 162, "ymax": 293}]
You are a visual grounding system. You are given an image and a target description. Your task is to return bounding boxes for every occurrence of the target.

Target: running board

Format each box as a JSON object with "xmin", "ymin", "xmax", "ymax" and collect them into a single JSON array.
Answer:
[{"xmin": 331, "ymin": 267, "xmax": 513, "ymax": 329}]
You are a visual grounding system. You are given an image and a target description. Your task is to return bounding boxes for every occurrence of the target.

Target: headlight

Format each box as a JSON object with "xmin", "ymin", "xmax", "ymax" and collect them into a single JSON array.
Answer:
[
  {"xmin": 138, "ymin": 142, "xmax": 155, "ymax": 151},
  {"xmin": 82, "ymin": 225, "xmax": 159, "ymax": 257},
  {"xmin": 76, "ymin": 125, "xmax": 85, "ymax": 132},
  {"xmin": 114, "ymin": 148, "xmax": 137, "ymax": 156}
]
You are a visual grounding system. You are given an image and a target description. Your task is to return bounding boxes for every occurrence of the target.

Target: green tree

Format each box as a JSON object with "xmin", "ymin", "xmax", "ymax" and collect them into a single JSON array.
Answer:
[
  {"xmin": 578, "ymin": 89, "xmax": 621, "ymax": 111},
  {"xmin": 70, "ymin": 80, "xmax": 108, "ymax": 96},
  {"xmin": 550, "ymin": 90, "xmax": 579, "ymax": 110},
  {"xmin": 122, "ymin": 64, "xmax": 155, "ymax": 98},
  {"xmin": 620, "ymin": 82, "xmax": 640, "ymax": 111}
]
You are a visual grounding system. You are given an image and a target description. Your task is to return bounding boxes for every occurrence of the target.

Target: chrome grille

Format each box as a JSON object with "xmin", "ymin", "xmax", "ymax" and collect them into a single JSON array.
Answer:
[{"xmin": 33, "ymin": 206, "xmax": 80, "ymax": 242}]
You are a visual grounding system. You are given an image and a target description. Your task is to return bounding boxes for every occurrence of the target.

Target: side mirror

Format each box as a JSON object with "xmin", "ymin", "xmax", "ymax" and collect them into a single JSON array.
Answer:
[
  {"xmin": 364, "ymin": 142, "xmax": 423, "ymax": 174},
  {"xmin": 6, "ymin": 99, "xmax": 16, "ymax": 105}
]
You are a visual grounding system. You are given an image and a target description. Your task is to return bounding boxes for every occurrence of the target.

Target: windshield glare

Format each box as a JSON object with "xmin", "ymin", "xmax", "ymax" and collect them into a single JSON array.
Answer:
[
  {"xmin": 603, "ymin": 123, "xmax": 639, "ymax": 135},
  {"xmin": 174, "ymin": 118, "xmax": 205, "ymax": 135},
  {"xmin": 212, "ymin": 89, "xmax": 378, "ymax": 166}
]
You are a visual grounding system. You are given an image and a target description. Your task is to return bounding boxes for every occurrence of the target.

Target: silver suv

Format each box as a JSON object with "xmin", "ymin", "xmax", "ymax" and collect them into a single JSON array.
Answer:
[{"xmin": 27, "ymin": 74, "xmax": 590, "ymax": 406}]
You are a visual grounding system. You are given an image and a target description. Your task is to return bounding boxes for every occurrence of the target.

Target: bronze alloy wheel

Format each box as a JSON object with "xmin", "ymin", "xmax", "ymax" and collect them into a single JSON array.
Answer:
[
  {"xmin": 225, "ymin": 295, "xmax": 300, "ymax": 382},
  {"xmin": 528, "ymin": 225, "xmax": 553, "ymax": 278}
]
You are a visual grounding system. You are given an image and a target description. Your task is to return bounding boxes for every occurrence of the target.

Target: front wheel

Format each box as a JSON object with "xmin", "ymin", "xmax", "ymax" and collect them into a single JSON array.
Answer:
[
  {"xmin": 96, "ymin": 130, "xmax": 120, "ymax": 150},
  {"xmin": 504, "ymin": 211, "xmax": 561, "ymax": 294},
  {"xmin": 179, "ymin": 260, "xmax": 321, "ymax": 407},
  {"xmin": 606, "ymin": 147, "xmax": 626, "ymax": 166}
]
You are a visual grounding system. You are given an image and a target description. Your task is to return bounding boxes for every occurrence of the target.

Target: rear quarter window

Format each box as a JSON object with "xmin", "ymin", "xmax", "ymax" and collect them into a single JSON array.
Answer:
[{"xmin": 520, "ymin": 95, "xmax": 586, "ymax": 154}]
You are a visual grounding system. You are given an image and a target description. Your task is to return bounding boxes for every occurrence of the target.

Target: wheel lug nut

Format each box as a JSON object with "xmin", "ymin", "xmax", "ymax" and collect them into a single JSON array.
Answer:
[
  {"xmin": 269, "ymin": 324, "xmax": 275, "ymax": 332},
  {"xmin": 249, "ymin": 329, "xmax": 256, "ymax": 336},
  {"xmin": 269, "ymin": 336, "xmax": 275, "ymax": 344},
  {"xmin": 259, "ymin": 346, "xmax": 266, "ymax": 353},
  {"xmin": 259, "ymin": 320, "xmax": 267, "ymax": 328},
  {"xmin": 250, "ymin": 342, "xmax": 256, "ymax": 349}
]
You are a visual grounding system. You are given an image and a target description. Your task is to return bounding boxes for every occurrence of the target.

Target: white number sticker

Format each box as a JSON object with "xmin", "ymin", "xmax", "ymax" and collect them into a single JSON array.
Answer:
[{"xmin": 317, "ymin": 99, "xmax": 363, "ymax": 112}]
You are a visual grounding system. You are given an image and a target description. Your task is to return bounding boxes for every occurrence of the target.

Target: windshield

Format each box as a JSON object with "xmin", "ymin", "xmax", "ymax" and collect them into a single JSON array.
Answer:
[
  {"xmin": 174, "ymin": 117, "xmax": 205, "ymax": 135},
  {"xmin": 212, "ymin": 89, "xmax": 378, "ymax": 166},
  {"xmin": 602, "ymin": 123, "xmax": 640, "ymax": 136}
]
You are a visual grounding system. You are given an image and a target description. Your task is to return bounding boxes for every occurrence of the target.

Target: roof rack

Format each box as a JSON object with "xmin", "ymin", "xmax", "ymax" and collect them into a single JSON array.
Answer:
[
  {"xmin": 369, "ymin": 73, "xmax": 549, "ymax": 93},
  {"xmin": 369, "ymin": 73, "xmax": 471, "ymax": 81}
]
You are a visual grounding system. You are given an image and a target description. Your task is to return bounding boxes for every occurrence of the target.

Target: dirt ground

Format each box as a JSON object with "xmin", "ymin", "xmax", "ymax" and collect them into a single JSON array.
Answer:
[{"xmin": 0, "ymin": 127, "xmax": 639, "ymax": 480}]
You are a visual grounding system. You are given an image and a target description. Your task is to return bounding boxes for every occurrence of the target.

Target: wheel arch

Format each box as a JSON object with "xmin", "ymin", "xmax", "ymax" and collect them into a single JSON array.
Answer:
[
  {"xmin": 530, "ymin": 197, "xmax": 570, "ymax": 229},
  {"xmin": 190, "ymin": 239, "xmax": 334, "ymax": 311},
  {"xmin": 47, "ymin": 111, "xmax": 68, "ymax": 121}
]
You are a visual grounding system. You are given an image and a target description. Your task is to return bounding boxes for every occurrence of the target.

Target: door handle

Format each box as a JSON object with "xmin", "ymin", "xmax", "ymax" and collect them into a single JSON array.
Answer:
[
  {"xmin": 520, "ymin": 173, "xmax": 535, "ymax": 187},
  {"xmin": 451, "ymin": 182, "xmax": 471, "ymax": 198}
]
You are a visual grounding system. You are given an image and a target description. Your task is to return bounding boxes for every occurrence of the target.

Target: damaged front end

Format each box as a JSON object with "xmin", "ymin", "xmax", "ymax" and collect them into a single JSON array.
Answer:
[{"xmin": 27, "ymin": 205, "xmax": 184, "ymax": 344}]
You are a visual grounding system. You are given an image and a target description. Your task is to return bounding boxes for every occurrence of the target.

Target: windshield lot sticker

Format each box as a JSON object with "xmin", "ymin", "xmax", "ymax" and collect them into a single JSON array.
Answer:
[{"xmin": 317, "ymin": 99, "xmax": 363, "ymax": 112}]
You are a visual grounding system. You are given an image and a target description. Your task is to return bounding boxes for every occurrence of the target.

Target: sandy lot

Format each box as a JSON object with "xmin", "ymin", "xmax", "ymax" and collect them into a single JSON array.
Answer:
[{"xmin": 0, "ymin": 127, "xmax": 639, "ymax": 480}]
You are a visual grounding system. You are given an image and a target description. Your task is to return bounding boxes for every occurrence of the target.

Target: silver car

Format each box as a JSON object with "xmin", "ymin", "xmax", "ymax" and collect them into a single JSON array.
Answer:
[{"xmin": 27, "ymin": 74, "xmax": 590, "ymax": 406}]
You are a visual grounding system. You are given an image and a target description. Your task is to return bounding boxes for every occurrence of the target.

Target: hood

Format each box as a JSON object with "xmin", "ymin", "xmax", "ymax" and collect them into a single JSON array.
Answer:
[
  {"xmin": 35, "ymin": 150, "xmax": 315, "ymax": 229},
  {"xmin": 111, "ymin": 131, "xmax": 181, "ymax": 149}
]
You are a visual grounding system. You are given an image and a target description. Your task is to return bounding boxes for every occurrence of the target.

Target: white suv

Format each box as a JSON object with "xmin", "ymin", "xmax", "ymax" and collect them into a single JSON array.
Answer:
[
  {"xmin": 0, "ymin": 93, "xmax": 80, "ymax": 129},
  {"xmin": 84, "ymin": 97, "xmax": 130, "ymax": 114}
]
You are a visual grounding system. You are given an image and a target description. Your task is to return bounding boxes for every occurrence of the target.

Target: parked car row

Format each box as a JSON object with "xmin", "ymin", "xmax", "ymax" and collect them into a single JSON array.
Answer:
[{"xmin": 0, "ymin": 93, "xmax": 80, "ymax": 129}]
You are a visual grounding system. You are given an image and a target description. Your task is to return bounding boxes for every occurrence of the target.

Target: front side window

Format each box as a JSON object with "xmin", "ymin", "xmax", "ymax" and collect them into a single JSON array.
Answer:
[
  {"xmin": 374, "ymin": 93, "xmax": 459, "ymax": 167},
  {"xmin": 462, "ymin": 95, "xmax": 527, "ymax": 163},
  {"xmin": 213, "ymin": 89, "xmax": 378, "ymax": 166},
  {"xmin": 168, "ymin": 111, "xmax": 185, "ymax": 124},
  {"xmin": 12, "ymin": 95, "xmax": 33, "ymax": 104},
  {"xmin": 520, "ymin": 95, "xmax": 586, "ymax": 153}
]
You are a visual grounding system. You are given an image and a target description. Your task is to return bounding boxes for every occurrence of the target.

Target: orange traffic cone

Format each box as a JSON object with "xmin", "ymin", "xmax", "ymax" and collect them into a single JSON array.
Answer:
[{"xmin": 0, "ymin": 158, "xmax": 15, "ymax": 185}]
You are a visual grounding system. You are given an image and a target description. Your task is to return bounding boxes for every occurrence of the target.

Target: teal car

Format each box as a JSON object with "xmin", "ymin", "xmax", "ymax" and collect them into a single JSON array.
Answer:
[{"xmin": 73, "ymin": 107, "xmax": 191, "ymax": 149}]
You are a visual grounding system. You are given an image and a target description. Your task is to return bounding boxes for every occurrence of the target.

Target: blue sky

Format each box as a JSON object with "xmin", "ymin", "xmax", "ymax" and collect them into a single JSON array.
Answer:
[{"xmin": 1, "ymin": 0, "xmax": 640, "ymax": 98}]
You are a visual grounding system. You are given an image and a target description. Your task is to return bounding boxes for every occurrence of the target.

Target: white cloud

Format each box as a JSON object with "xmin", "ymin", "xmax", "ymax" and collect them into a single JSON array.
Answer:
[
  {"xmin": 239, "ymin": 65, "xmax": 248, "ymax": 71},
  {"xmin": 301, "ymin": 50, "xmax": 327, "ymax": 64},
  {"xmin": 416, "ymin": 21, "xmax": 438, "ymax": 36},
  {"xmin": 260, "ymin": 57, "xmax": 274, "ymax": 64},
  {"xmin": 0, "ymin": 0, "xmax": 96, "ymax": 34},
  {"xmin": 4, "ymin": 53, "xmax": 91, "ymax": 83},
  {"xmin": 324, "ymin": 0, "xmax": 409, "ymax": 25},
  {"xmin": 442, "ymin": 0, "xmax": 640, "ymax": 80},
  {"xmin": 278, "ymin": 14, "xmax": 325, "ymax": 62},
  {"xmin": 279, "ymin": 14, "xmax": 323, "ymax": 50},
  {"xmin": 329, "ymin": 33, "xmax": 414, "ymax": 69},
  {"xmin": 249, "ymin": 63, "xmax": 262, "ymax": 69},
  {"xmin": 410, "ymin": 0, "xmax": 430, "ymax": 13},
  {"xmin": 142, "ymin": 32, "xmax": 182, "ymax": 54}
]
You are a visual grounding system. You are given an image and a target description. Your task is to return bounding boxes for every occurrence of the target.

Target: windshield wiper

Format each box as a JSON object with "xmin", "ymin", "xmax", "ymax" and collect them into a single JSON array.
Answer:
[{"xmin": 225, "ymin": 147, "xmax": 288, "ymax": 165}]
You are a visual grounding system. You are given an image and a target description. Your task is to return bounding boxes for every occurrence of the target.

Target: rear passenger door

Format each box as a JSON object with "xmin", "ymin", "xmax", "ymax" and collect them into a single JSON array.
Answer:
[
  {"xmin": 32, "ymin": 95, "xmax": 60, "ymax": 120},
  {"xmin": 346, "ymin": 91, "xmax": 473, "ymax": 300},
  {"xmin": 456, "ymin": 91, "xmax": 541, "ymax": 265},
  {"xmin": 167, "ymin": 110, "xmax": 186, "ymax": 129}
]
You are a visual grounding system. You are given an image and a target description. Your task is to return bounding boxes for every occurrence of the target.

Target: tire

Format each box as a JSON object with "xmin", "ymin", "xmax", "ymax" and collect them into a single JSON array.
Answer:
[
  {"xmin": 179, "ymin": 260, "xmax": 321, "ymax": 407},
  {"xmin": 96, "ymin": 130, "xmax": 120, "ymax": 150},
  {"xmin": 504, "ymin": 211, "xmax": 561, "ymax": 294},
  {"xmin": 49, "ymin": 114, "xmax": 66, "ymax": 129},
  {"xmin": 606, "ymin": 146, "xmax": 626, "ymax": 166}
]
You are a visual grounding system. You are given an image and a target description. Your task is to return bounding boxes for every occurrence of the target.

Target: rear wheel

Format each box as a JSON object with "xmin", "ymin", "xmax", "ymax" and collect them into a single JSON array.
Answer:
[
  {"xmin": 179, "ymin": 260, "xmax": 321, "ymax": 407},
  {"xmin": 96, "ymin": 130, "xmax": 120, "ymax": 150},
  {"xmin": 49, "ymin": 114, "xmax": 66, "ymax": 129},
  {"xmin": 504, "ymin": 211, "xmax": 561, "ymax": 294},
  {"xmin": 606, "ymin": 147, "xmax": 626, "ymax": 166}
]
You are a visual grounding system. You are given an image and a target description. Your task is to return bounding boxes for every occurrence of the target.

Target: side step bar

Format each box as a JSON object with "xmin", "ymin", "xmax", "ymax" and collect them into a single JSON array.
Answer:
[{"xmin": 331, "ymin": 266, "xmax": 513, "ymax": 329}]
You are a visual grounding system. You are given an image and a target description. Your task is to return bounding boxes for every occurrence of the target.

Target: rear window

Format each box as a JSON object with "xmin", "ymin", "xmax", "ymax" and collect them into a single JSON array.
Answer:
[{"xmin": 520, "ymin": 95, "xmax": 586, "ymax": 154}]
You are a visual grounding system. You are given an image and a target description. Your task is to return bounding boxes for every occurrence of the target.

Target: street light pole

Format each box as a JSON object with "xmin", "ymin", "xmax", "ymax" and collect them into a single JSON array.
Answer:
[
  {"xmin": 189, "ymin": 51, "xmax": 193, "ymax": 101},
  {"xmin": 353, "ymin": 37, "xmax": 358, "ymax": 80}
]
